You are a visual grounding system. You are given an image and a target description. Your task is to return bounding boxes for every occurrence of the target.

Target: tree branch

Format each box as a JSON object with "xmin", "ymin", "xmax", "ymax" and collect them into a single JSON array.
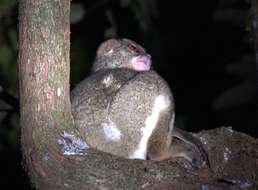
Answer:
[{"xmin": 19, "ymin": 0, "xmax": 257, "ymax": 189}]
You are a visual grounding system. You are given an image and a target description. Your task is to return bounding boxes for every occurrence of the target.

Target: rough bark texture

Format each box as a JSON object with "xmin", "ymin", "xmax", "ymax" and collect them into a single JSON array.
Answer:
[
  {"xmin": 19, "ymin": 0, "xmax": 73, "ymax": 188},
  {"xmin": 19, "ymin": 0, "xmax": 257, "ymax": 189}
]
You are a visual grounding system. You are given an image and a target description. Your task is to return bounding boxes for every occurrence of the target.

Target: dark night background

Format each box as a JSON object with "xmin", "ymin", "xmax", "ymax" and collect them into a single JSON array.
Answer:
[{"xmin": 0, "ymin": 0, "xmax": 257, "ymax": 189}]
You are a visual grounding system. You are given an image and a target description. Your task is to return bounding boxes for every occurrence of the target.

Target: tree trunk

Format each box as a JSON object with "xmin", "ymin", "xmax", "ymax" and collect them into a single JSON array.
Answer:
[
  {"xmin": 19, "ymin": 0, "xmax": 257, "ymax": 189},
  {"xmin": 19, "ymin": 0, "xmax": 74, "ymax": 188}
]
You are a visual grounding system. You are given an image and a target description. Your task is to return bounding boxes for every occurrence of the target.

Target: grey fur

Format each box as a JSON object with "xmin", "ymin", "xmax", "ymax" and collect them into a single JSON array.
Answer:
[
  {"xmin": 71, "ymin": 38, "xmax": 208, "ymax": 167},
  {"xmin": 71, "ymin": 69, "xmax": 174, "ymax": 158},
  {"xmin": 71, "ymin": 38, "xmax": 174, "ymax": 159}
]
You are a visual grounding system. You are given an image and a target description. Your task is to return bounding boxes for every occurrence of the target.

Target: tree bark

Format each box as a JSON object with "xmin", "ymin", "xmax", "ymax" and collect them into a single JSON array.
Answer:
[
  {"xmin": 19, "ymin": 0, "xmax": 257, "ymax": 189},
  {"xmin": 19, "ymin": 0, "xmax": 73, "ymax": 188}
]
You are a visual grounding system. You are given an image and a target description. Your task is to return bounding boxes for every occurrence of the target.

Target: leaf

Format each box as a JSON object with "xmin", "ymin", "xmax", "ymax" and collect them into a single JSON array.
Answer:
[
  {"xmin": 120, "ymin": 0, "xmax": 131, "ymax": 7},
  {"xmin": 0, "ymin": 99, "xmax": 12, "ymax": 111},
  {"xmin": 8, "ymin": 29, "xmax": 18, "ymax": 50},
  {"xmin": 71, "ymin": 3, "xmax": 85, "ymax": 24},
  {"xmin": 131, "ymin": 0, "xmax": 159, "ymax": 30},
  {"xmin": 212, "ymin": 81, "xmax": 258, "ymax": 109},
  {"xmin": 0, "ymin": 0, "xmax": 16, "ymax": 11},
  {"xmin": 0, "ymin": 45, "xmax": 12, "ymax": 68},
  {"xmin": 216, "ymin": 0, "xmax": 242, "ymax": 6},
  {"xmin": 225, "ymin": 54, "xmax": 257, "ymax": 80},
  {"xmin": 104, "ymin": 10, "xmax": 118, "ymax": 38},
  {"xmin": 213, "ymin": 8, "xmax": 247, "ymax": 26}
]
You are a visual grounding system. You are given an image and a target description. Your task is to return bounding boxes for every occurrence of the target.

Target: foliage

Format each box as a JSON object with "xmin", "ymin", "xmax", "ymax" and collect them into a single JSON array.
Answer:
[
  {"xmin": 0, "ymin": 0, "xmax": 18, "ymax": 147},
  {"xmin": 212, "ymin": 0, "xmax": 257, "ymax": 109}
]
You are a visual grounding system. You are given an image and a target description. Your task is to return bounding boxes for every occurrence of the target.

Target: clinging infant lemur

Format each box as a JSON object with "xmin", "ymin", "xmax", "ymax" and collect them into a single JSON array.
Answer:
[{"xmin": 71, "ymin": 38, "xmax": 209, "ymax": 167}]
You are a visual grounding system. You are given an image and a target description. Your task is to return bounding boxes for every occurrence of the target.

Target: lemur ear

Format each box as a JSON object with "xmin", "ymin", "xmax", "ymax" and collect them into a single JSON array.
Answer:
[
  {"xmin": 96, "ymin": 39, "xmax": 119, "ymax": 58},
  {"xmin": 105, "ymin": 48, "xmax": 114, "ymax": 56}
]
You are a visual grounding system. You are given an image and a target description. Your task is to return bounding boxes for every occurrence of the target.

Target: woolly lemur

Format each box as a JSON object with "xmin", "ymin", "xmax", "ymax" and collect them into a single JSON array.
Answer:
[{"xmin": 71, "ymin": 39, "xmax": 208, "ymax": 167}]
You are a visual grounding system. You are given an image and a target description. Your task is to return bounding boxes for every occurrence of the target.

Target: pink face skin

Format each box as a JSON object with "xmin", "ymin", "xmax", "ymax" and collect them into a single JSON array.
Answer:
[{"xmin": 129, "ymin": 54, "xmax": 152, "ymax": 71}]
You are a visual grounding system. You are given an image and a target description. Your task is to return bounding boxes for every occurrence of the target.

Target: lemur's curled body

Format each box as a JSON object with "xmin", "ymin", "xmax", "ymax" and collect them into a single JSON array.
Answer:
[{"xmin": 71, "ymin": 38, "xmax": 209, "ymax": 167}]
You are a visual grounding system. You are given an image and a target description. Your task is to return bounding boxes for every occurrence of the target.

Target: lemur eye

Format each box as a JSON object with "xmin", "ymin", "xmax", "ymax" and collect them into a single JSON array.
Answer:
[{"xmin": 128, "ymin": 43, "xmax": 138, "ymax": 52}]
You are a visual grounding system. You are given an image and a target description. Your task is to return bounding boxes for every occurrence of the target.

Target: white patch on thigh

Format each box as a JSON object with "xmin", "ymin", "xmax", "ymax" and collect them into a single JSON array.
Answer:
[{"xmin": 129, "ymin": 95, "xmax": 169, "ymax": 159}]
